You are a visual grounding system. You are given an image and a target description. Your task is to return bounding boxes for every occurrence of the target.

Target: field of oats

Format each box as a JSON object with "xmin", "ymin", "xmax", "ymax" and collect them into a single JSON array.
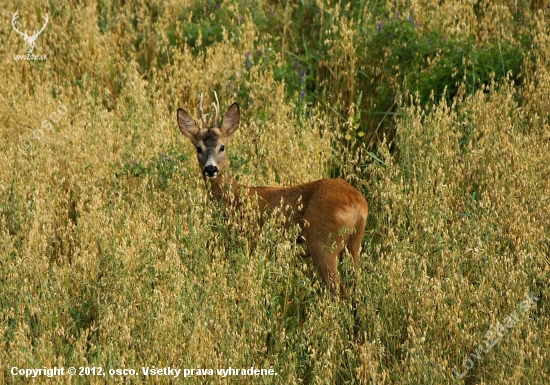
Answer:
[{"xmin": 1, "ymin": 0, "xmax": 549, "ymax": 383}]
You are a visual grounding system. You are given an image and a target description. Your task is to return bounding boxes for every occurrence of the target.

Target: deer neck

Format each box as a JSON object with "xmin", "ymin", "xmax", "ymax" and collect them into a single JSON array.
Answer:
[{"xmin": 206, "ymin": 173, "xmax": 240, "ymax": 206}]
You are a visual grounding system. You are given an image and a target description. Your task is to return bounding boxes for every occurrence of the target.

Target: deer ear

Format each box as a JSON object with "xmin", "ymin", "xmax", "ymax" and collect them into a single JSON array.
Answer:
[
  {"xmin": 219, "ymin": 103, "xmax": 240, "ymax": 137},
  {"xmin": 177, "ymin": 108, "xmax": 199, "ymax": 144}
]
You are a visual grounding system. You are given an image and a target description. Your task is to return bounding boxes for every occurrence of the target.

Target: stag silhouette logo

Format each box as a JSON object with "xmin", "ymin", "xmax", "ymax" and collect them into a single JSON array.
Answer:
[{"xmin": 11, "ymin": 11, "xmax": 49, "ymax": 54}]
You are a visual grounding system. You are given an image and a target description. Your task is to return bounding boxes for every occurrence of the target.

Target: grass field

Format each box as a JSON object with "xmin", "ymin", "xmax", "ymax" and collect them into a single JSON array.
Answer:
[{"xmin": 1, "ymin": 0, "xmax": 549, "ymax": 383}]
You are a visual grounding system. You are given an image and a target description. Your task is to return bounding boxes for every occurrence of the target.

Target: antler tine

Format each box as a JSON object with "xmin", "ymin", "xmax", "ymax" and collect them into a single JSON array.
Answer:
[
  {"xmin": 198, "ymin": 93, "xmax": 206, "ymax": 128},
  {"xmin": 212, "ymin": 91, "xmax": 220, "ymax": 128},
  {"xmin": 11, "ymin": 11, "xmax": 27, "ymax": 37},
  {"xmin": 35, "ymin": 13, "xmax": 49, "ymax": 36}
]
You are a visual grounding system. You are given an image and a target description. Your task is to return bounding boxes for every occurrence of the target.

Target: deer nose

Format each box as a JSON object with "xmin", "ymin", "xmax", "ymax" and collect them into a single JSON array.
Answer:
[{"xmin": 203, "ymin": 165, "xmax": 218, "ymax": 178}]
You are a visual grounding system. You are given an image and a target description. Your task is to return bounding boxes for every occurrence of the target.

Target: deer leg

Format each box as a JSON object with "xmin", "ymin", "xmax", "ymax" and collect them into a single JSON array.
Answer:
[
  {"xmin": 308, "ymin": 240, "xmax": 348, "ymax": 299},
  {"xmin": 348, "ymin": 217, "xmax": 366, "ymax": 267},
  {"xmin": 345, "ymin": 216, "xmax": 367, "ymax": 301}
]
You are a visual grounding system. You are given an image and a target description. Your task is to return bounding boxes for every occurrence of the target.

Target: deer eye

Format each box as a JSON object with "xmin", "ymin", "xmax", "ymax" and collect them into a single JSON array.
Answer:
[
  {"xmin": 196, "ymin": 146, "xmax": 203, "ymax": 154},
  {"xmin": 219, "ymin": 145, "xmax": 225, "ymax": 152}
]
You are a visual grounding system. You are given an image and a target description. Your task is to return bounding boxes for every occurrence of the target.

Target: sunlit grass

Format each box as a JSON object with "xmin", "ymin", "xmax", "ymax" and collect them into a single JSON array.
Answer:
[{"xmin": 1, "ymin": 0, "xmax": 549, "ymax": 383}]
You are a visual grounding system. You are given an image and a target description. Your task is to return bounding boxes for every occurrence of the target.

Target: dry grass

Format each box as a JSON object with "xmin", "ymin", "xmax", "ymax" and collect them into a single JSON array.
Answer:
[{"xmin": 1, "ymin": 0, "xmax": 549, "ymax": 383}]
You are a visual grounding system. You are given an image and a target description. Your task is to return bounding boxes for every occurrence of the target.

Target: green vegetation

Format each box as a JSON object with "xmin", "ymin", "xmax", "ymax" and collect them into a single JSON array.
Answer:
[{"xmin": 1, "ymin": 0, "xmax": 549, "ymax": 383}]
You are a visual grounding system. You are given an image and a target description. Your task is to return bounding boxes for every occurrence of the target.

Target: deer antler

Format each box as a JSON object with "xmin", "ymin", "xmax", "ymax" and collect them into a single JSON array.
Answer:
[
  {"xmin": 212, "ymin": 91, "xmax": 220, "ymax": 128},
  {"xmin": 11, "ymin": 11, "xmax": 49, "ymax": 53},
  {"xmin": 11, "ymin": 11, "xmax": 27, "ymax": 38},
  {"xmin": 32, "ymin": 13, "xmax": 49, "ymax": 39},
  {"xmin": 198, "ymin": 93, "xmax": 206, "ymax": 129}
]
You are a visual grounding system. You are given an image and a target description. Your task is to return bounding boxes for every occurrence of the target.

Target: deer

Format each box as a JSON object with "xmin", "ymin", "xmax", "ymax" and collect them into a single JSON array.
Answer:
[
  {"xmin": 11, "ymin": 11, "xmax": 49, "ymax": 54},
  {"xmin": 177, "ymin": 93, "xmax": 368, "ymax": 299}
]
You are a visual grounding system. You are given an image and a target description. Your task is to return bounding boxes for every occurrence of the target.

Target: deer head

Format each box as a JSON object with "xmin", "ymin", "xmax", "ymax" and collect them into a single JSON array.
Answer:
[
  {"xmin": 12, "ymin": 11, "xmax": 49, "ymax": 53},
  {"xmin": 177, "ymin": 93, "xmax": 240, "ymax": 180}
]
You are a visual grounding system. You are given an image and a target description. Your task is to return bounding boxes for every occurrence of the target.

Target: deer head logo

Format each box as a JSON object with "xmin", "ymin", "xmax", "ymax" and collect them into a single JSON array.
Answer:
[{"xmin": 11, "ymin": 11, "xmax": 49, "ymax": 54}]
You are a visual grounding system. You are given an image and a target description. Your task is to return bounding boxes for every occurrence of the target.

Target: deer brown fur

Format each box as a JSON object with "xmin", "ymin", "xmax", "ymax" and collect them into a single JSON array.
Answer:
[{"xmin": 177, "ymin": 96, "xmax": 368, "ymax": 298}]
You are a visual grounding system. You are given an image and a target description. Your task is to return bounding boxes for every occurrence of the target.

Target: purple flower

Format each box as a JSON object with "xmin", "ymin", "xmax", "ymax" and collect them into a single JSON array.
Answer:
[
  {"xmin": 409, "ymin": 15, "xmax": 413, "ymax": 22},
  {"xmin": 300, "ymin": 90, "xmax": 306, "ymax": 99},
  {"xmin": 244, "ymin": 52, "xmax": 251, "ymax": 69},
  {"xmin": 377, "ymin": 21, "xmax": 383, "ymax": 32}
]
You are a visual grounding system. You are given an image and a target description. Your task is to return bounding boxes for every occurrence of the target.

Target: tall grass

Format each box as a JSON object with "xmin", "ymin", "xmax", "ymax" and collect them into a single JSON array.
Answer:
[{"xmin": 1, "ymin": 0, "xmax": 549, "ymax": 383}]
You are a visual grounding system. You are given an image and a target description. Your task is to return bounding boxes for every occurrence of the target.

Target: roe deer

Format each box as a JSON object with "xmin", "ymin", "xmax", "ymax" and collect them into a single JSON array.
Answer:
[{"xmin": 177, "ymin": 94, "xmax": 368, "ymax": 299}]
